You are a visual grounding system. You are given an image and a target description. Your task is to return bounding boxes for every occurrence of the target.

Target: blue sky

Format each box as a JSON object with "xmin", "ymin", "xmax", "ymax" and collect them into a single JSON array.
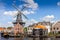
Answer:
[{"xmin": 0, "ymin": 0, "xmax": 60, "ymax": 27}]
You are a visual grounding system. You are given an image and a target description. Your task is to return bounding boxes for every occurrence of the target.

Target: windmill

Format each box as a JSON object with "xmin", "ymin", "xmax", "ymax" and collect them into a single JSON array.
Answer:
[
  {"xmin": 12, "ymin": 4, "xmax": 28, "ymax": 35},
  {"xmin": 12, "ymin": 4, "xmax": 28, "ymax": 26}
]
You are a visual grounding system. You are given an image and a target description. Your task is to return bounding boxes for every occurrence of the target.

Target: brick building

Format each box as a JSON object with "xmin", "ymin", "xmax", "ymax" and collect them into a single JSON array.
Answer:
[{"xmin": 13, "ymin": 23, "xmax": 24, "ymax": 35}]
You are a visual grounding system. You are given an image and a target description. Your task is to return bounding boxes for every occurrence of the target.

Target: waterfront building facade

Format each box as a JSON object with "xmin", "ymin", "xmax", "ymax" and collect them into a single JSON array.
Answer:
[
  {"xmin": 0, "ymin": 27, "xmax": 6, "ymax": 32},
  {"xmin": 33, "ymin": 24, "xmax": 48, "ymax": 36},
  {"xmin": 27, "ymin": 21, "xmax": 53, "ymax": 35},
  {"xmin": 27, "ymin": 23, "xmax": 48, "ymax": 36},
  {"xmin": 51, "ymin": 21, "xmax": 60, "ymax": 34},
  {"xmin": 27, "ymin": 24, "xmax": 34, "ymax": 34},
  {"xmin": 37, "ymin": 21, "xmax": 52, "ymax": 33},
  {"xmin": 13, "ymin": 23, "xmax": 24, "ymax": 35}
]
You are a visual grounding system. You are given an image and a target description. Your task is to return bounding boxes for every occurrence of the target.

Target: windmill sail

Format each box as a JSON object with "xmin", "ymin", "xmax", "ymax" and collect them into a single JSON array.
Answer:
[{"xmin": 12, "ymin": 4, "xmax": 28, "ymax": 20}]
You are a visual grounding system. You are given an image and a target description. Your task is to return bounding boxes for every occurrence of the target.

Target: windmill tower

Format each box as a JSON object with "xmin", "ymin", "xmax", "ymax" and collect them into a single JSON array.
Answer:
[{"xmin": 12, "ymin": 4, "xmax": 28, "ymax": 35}]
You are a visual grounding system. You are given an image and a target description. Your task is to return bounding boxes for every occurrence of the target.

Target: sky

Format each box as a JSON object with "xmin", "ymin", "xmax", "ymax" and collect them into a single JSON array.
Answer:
[{"xmin": 0, "ymin": 0, "xmax": 60, "ymax": 27}]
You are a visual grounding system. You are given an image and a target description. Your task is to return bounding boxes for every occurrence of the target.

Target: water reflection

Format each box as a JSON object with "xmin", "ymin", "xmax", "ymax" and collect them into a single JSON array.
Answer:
[
  {"xmin": 14, "ymin": 38, "xmax": 23, "ymax": 40},
  {"xmin": 0, "ymin": 37, "xmax": 60, "ymax": 40},
  {"xmin": 28, "ymin": 37, "xmax": 50, "ymax": 40},
  {"xmin": 26, "ymin": 37, "xmax": 60, "ymax": 40}
]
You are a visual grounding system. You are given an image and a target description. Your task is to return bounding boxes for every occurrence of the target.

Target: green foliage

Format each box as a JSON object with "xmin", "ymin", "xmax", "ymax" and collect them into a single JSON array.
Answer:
[
  {"xmin": 24, "ymin": 27, "xmax": 27, "ymax": 32},
  {"xmin": 48, "ymin": 32, "xmax": 60, "ymax": 36},
  {"xmin": 55, "ymin": 33, "xmax": 60, "ymax": 36},
  {"xmin": 7, "ymin": 27, "xmax": 12, "ymax": 29},
  {"xmin": 48, "ymin": 32, "xmax": 54, "ymax": 36}
]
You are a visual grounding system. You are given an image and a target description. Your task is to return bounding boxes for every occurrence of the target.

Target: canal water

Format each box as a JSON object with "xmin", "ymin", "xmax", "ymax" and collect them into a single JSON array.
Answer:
[
  {"xmin": 0, "ymin": 33, "xmax": 60, "ymax": 40},
  {"xmin": 0, "ymin": 37, "xmax": 60, "ymax": 40}
]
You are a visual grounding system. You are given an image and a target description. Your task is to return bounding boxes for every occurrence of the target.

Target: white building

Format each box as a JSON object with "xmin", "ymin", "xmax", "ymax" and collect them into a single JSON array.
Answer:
[{"xmin": 51, "ymin": 21, "xmax": 60, "ymax": 34}]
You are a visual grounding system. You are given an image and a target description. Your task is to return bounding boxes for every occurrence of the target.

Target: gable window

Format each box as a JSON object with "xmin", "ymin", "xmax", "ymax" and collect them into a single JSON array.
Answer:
[
  {"xmin": 57, "ymin": 28, "xmax": 59, "ymax": 30},
  {"xmin": 54, "ymin": 27, "xmax": 55, "ymax": 30}
]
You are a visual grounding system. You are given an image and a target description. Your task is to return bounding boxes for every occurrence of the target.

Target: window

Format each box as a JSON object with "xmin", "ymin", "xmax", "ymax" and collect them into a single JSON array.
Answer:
[
  {"xmin": 54, "ymin": 27, "xmax": 55, "ymax": 30},
  {"xmin": 57, "ymin": 28, "xmax": 59, "ymax": 30}
]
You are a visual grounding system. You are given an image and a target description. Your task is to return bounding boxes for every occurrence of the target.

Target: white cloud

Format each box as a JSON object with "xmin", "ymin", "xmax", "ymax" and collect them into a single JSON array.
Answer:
[
  {"xmin": 4, "ymin": 10, "xmax": 34, "ymax": 16},
  {"xmin": 12, "ymin": 18, "xmax": 37, "ymax": 27},
  {"xmin": 30, "ymin": 19, "xmax": 38, "ymax": 23},
  {"xmin": 4, "ymin": 0, "xmax": 37, "ymax": 16},
  {"xmin": 0, "ymin": 22, "xmax": 13, "ymax": 27},
  {"xmin": 8, "ymin": 22, "xmax": 12, "ymax": 24},
  {"xmin": 4, "ymin": 11, "xmax": 18, "ymax": 16},
  {"xmin": 51, "ymin": 21, "xmax": 55, "ymax": 23},
  {"xmin": 20, "ymin": 0, "xmax": 38, "ymax": 10},
  {"xmin": 22, "ymin": 10, "xmax": 34, "ymax": 15},
  {"xmin": 12, "ymin": 18, "xmax": 38, "ymax": 27},
  {"xmin": 5, "ymin": 22, "xmax": 13, "ymax": 27},
  {"xmin": 41, "ymin": 15, "xmax": 55, "ymax": 22},
  {"xmin": 0, "ymin": 23, "xmax": 3, "ymax": 27},
  {"xmin": 13, "ymin": 17, "xmax": 16, "ymax": 20},
  {"xmin": 25, "ymin": 19, "xmax": 38, "ymax": 27},
  {"xmin": 57, "ymin": 2, "xmax": 60, "ymax": 6}
]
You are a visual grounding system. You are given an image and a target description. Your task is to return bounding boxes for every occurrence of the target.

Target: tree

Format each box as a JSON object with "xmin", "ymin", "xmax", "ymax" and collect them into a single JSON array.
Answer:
[
  {"xmin": 24, "ymin": 27, "xmax": 27, "ymax": 32},
  {"xmin": 7, "ymin": 27, "xmax": 13, "ymax": 30}
]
